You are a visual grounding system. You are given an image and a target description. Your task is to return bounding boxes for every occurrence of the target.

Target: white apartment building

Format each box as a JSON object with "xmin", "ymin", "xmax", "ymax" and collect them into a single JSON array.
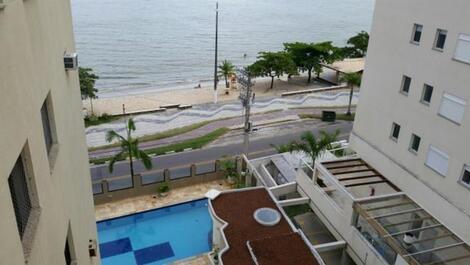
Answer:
[
  {"xmin": 0, "ymin": 0, "xmax": 99, "ymax": 264},
  {"xmin": 245, "ymin": 1, "xmax": 470, "ymax": 264},
  {"xmin": 351, "ymin": 0, "xmax": 470, "ymax": 243}
]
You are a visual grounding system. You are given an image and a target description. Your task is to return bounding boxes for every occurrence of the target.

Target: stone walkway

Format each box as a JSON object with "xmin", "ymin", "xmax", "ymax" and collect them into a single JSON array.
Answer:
[
  {"xmin": 87, "ymin": 91, "xmax": 358, "ymax": 148},
  {"xmin": 95, "ymin": 179, "xmax": 231, "ymax": 221}
]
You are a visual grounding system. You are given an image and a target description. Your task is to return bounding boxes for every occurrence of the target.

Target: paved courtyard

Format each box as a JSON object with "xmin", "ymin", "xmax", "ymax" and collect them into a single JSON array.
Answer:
[{"xmin": 95, "ymin": 180, "xmax": 231, "ymax": 221}]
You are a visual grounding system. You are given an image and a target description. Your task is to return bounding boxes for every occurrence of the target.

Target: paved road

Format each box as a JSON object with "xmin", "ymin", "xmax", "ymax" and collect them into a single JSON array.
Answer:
[
  {"xmin": 89, "ymin": 121, "xmax": 353, "ymax": 181},
  {"xmin": 88, "ymin": 107, "xmax": 355, "ymax": 159}
]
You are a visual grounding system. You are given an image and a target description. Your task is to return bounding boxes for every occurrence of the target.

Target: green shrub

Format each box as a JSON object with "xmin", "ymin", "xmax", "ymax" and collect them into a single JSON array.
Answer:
[{"xmin": 158, "ymin": 182, "xmax": 170, "ymax": 193}]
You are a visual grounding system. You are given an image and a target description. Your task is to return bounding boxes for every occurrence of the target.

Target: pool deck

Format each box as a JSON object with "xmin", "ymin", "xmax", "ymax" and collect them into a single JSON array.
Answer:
[
  {"xmin": 95, "ymin": 180, "xmax": 232, "ymax": 221},
  {"xmin": 170, "ymin": 254, "xmax": 212, "ymax": 265}
]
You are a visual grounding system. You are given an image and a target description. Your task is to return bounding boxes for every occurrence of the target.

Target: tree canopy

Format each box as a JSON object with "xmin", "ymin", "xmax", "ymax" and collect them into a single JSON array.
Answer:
[
  {"xmin": 79, "ymin": 67, "xmax": 99, "ymax": 100},
  {"xmin": 247, "ymin": 51, "xmax": 297, "ymax": 89},
  {"xmin": 273, "ymin": 130, "xmax": 340, "ymax": 166},
  {"xmin": 341, "ymin": 31, "xmax": 369, "ymax": 58},
  {"xmin": 284, "ymin": 41, "xmax": 340, "ymax": 83}
]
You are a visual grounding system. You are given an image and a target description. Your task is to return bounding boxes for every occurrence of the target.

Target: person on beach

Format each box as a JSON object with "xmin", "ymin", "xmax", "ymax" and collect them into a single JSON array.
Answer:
[{"xmin": 194, "ymin": 83, "xmax": 201, "ymax": 89}]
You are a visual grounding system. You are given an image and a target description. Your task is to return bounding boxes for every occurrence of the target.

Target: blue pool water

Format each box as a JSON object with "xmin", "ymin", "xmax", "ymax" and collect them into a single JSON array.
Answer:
[{"xmin": 97, "ymin": 199, "xmax": 213, "ymax": 265}]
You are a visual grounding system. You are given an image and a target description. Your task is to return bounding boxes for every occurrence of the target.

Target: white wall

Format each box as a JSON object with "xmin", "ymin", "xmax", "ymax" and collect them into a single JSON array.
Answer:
[
  {"xmin": 351, "ymin": 0, "xmax": 470, "ymax": 243},
  {"xmin": 0, "ymin": 0, "xmax": 98, "ymax": 264}
]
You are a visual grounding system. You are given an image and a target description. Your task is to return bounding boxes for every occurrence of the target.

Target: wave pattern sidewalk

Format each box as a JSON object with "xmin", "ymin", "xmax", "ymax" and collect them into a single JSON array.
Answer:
[{"xmin": 86, "ymin": 91, "xmax": 358, "ymax": 147}]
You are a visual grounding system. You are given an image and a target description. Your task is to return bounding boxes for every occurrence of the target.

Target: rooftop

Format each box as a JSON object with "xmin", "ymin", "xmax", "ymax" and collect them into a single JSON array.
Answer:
[
  {"xmin": 320, "ymin": 158, "xmax": 401, "ymax": 199},
  {"xmin": 210, "ymin": 188, "xmax": 321, "ymax": 265},
  {"xmin": 355, "ymin": 194, "xmax": 470, "ymax": 265},
  {"xmin": 322, "ymin": 58, "xmax": 365, "ymax": 74},
  {"xmin": 249, "ymin": 232, "xmax": 320, "ymax": 265}
]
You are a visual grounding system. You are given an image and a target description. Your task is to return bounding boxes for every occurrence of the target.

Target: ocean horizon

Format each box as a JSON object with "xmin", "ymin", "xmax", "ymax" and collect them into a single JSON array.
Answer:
[{"xmin": 72, "ymin": 0, "xmax": 374, "ymax": 98}]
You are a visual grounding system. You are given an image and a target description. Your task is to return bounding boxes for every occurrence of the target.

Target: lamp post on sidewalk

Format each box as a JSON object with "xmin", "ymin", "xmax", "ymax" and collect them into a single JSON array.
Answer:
[
  {"xmin": 213, "ymin": 2, "xmax": 219, "ymax": 104},
  {"xmin": 237, "ymin": 67, "xmax": 254, "ymax": 156}
]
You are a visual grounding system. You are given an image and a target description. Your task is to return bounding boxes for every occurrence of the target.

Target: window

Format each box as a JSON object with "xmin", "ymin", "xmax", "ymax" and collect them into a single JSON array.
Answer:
[
  {"xmin": 390, "ymin": 123, "xmax": 401, "ymax": 141},
  {"xmin": 8, "ymin": 156, "xmax": 32, "ymax": 239},
  {"xmin": 412, "ymin": 24, "xmax": 423, "ymax": 43},
  {"xmin": 425, "ymin": 145, "xmax": 449, "ymax": 176},
  {"xmin": 438, "ymin": 93, "xmax": 466, "ymax": 124},
  {"xmin": 461, "ymin": 165, "xmax": 470, "ymax": 187},
  {"xmin": 454, "ymin": 33, "xmax": 470, "ymax": 64},
  {"xmin": 40, "ymin": 99, "xmax": 54, "ymax": 154},
  {"xmin": 434, "ymin": 29, "xmax": 447, "ymax": 50},
  {"xmin": 400, "ymin": 75, "xmax": 412, "ymax": 94},
  {"xmin": 409, "ymin": 134, "xmax": 421, "ymax": 153},
  {"xmin": 421, "ymin": 84, "xmax": 434, "ymax": 104}
]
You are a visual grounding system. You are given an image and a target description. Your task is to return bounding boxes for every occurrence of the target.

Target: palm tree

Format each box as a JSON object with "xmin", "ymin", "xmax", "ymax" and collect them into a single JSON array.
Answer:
[
  {"xmin": 340, "ymin": 72, "xmax": 362, "ymax": 116},
  {"xmin": 275, "ymin": 130, "xmax": 340, "ymax": 166},
  {"xmin": 106, "ymin": 118, "xmax": 152, "ymax": 176},
  {"xmin": 218, "ymin": 60, "xmax": 235, "ymax": 88}
]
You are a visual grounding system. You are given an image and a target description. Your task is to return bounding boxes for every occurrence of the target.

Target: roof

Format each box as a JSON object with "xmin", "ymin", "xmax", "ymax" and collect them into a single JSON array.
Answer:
[
  {"xmin": 355, "ymin": 194, "xmax": 470, "ymax": 265},
  {"xmin": 249, "ymin": 232, "xmax": 320, "ymax": 265},
  {"xmin": 322, "ymin": 58, "xmax": 365, "ymax": 74},
  {"xmin": 320, "ymin": 158, "xmax": 401, "ymax": 198},
  {"xmin": 211, "ymin": 188, "xmax": 320, "ymax": 265}
]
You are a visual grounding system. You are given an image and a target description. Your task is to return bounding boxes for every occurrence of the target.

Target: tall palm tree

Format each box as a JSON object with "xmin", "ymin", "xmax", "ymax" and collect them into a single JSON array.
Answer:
[
  {"xmin": 218, "ymin": 60, "xmax": 235, "ymax": 88},
  {"xmin": 340, "ymin": 72, "xmax": 362, "ymax": 116},
  {"xmin": 106, "ymin": 118, "xmax": 152, "ymax": 176},
  {"xmin": 275, "ymin": 130, "xmax": 340, "ymax": 166}
]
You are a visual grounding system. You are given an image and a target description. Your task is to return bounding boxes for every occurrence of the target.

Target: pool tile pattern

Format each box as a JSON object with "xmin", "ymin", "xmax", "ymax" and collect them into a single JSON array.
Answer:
[
  {"xmin": 100, "ymin": 238, "xmax": 132, "ymax": 258},
  {"xmin": 134, "ymin": 242, "xmax": 174, "ymax": 265},
  {"xmin": 99, "ymin": 238, "xmax": 175, "ymax": 264}
]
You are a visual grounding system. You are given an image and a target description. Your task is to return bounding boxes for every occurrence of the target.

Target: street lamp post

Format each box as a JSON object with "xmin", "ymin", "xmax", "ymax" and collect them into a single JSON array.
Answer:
[
  {"xmin": 237, "ymin": 67, "xmax": 253, "ymax": 156},
  {"xmin": 213, "ymin": 2, "xmax": 219, "ymax": 104}
]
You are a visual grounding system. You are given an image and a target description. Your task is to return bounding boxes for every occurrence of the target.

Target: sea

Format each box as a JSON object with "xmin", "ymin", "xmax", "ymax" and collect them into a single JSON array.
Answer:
[{"xmin": 71, "ymin": 0, "xmax": 374, "ymax": 98}]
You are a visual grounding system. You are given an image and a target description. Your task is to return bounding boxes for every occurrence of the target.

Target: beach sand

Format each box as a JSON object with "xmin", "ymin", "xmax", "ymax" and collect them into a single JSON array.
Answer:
[{"xmin": 82, "ymin": 75, "xmax": 336, "ymax": 116}]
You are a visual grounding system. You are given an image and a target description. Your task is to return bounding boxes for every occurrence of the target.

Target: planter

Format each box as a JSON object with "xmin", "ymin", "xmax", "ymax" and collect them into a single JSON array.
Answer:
[
  {"xmin": 226, "ymin": 177, "xmax": 236, "ymax": 185},
  {"xmin": 159, "ymin": 191, "xmax": 169, "ymax": 197}
]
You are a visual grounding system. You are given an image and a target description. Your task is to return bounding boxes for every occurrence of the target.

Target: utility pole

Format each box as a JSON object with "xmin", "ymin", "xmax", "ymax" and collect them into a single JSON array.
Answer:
[
  {"xmin": 213, "ymin": 2, "xmax": 219, "ymax": 104},
  {"xmin": 237, "ymin": 67, "xmax": 253, "ymax": 156}
]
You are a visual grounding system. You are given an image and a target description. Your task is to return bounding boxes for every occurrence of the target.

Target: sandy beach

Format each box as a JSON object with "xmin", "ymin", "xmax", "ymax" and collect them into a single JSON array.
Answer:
[{"xmin": 82, "ymin": 74, "xmax": 338, "ymax": 116}]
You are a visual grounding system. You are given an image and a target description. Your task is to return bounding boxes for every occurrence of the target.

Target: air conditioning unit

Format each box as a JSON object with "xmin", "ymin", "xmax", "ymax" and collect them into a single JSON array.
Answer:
[{"xmin": 64, "ymin": 53, "xmax": 78, "ymax": 70}]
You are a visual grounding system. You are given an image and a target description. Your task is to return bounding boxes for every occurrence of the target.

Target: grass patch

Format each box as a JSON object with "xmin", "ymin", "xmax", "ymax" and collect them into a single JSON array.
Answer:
[
  {"xmin": 89, "ymin": 127, "xmax": 229, "ymax": 165},
  {"xmin": 145, "ymin": 127, "xmax": 229, "ymax": 155},
  {"xmin": 88, "ymin": 120, "xmax": 213, "ymax": 152},
  {"xmin": 84, "ymin": 114, "xmax": 120, "ymax": 127},
  {"xmin": 89, "ymin": 108, "xmax": 283, "ymax": 152},
  {"xmin": 298, "ymin": 112, "xmax": 355, "ymax": 121},
  {"xmin": 283, "ymin": 204, "xmax": 312, "ymax": 219}
]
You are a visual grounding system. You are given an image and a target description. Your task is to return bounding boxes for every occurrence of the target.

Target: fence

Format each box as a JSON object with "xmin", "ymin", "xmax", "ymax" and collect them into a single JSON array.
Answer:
[{"xmin": 92, "ymin": 158, "xmax": 240, "ymax": 205}]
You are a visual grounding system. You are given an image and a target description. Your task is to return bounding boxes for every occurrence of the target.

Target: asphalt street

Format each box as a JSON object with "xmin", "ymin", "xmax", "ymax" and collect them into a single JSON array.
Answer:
[{"xmin": 89, "ymin": 120, "xmax": 353, "ymax": 181}]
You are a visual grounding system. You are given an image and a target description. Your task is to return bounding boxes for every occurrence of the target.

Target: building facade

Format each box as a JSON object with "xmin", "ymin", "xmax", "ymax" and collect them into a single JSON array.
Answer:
[
  {"xmin": 244, "ymin": 1, "xmax": 470, "ymax": 264},
  {"xmin": 0, "ymin": 0, "xmax": 98, "ymax": 264},
  {"xmin": 350, "ymin": 0, "xmax": 470, "ymax": 242}
]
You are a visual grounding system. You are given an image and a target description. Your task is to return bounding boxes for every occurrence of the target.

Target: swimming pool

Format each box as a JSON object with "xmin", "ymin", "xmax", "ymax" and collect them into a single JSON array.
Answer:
[{"xmin": 97, "ymin": 199, "xmax": 213, "ymax": 265}]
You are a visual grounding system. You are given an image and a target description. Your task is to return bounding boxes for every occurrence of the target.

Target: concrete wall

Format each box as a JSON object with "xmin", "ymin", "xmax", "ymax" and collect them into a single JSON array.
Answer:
[
  {"xmin": 351, "ymin": 0, "xmax": 470, "ymax": 243},
  {"xmin": 296, "ymin": 169, "xmax": 387, "ymax": 265},
  {"xmin": 0, "ymin": 0, "xmax": 98, "ymax": 264},
  {"xmin": 296, "ymin": 171, "xmax": 389, "ymax": 265},
  {"xmin": 93, "ymin": 163, "xmax": 226, "ymax": 205}
]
